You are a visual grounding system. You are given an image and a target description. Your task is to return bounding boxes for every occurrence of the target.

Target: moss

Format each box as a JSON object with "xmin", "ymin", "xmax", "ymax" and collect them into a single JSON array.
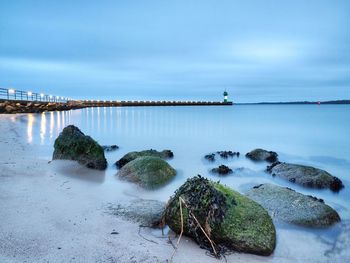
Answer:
[
  {"xmin": 115, "ymin": 149, "xmax": 173, "ymax": 168},
  {"xmin": 164, "ymin": 176, "xmax": 276, "ymax": 256},
  {"xmin": 118, "ymin": 156, "xmax": 176, "ymax": 189}
]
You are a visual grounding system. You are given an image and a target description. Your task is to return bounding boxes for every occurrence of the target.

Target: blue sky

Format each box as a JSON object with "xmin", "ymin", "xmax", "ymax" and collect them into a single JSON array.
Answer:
[{"xmin": 0, "ymin": 0, "xmax": 349, "ymax": 102}]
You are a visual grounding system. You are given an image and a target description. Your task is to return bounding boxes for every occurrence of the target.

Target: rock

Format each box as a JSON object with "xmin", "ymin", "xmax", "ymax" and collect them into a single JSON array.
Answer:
[
  {"xmin": 164, "ymin": 175, "xmax": 276, "ymax": 256},
  {"xmin": 217, "ymin": 151, "xmax": 237, "ymax": 158},
  {"xmin": 107, "ymin": 199, "xmax": 165, "ymax": 227},
  {"xmin": 102, "ymin": 145, "xmax": 119, "ymax": 152},
  {"xmin": 115, "ymin": 149, "xmax": 174, "ymax": 168},
  {"xmin": 211, "ymin": 165, "xmax": 233, "ymax": 175},
  {"xmin": 204, "ymin": 153, "xmax": 215, "ymax": 162},
  {"xmin": 117, "ymin": 156, "xmax": 176, "ymax": 189},
  {"xmin": 246, "ymin": 184, "xmax": 340, "ymax": 227},
  {"xmin": 246, "ymin": 149, "xmax": 278, "ymax": 163},
  {"xmin": 5, "ymin": 105, "xmax": 16, "ymax": 113},
  {"xmin": 266, "ymin": 162, "xmax": 344, "ymax": 192},
  {"xmin": 53, "ymin": 125, "xmax": 107, "ymax": 170}
]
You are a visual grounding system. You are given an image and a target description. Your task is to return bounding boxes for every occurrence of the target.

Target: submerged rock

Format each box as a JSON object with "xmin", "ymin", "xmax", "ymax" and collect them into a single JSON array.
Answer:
[
  {"xmin": 246, "ymin": 149, "xmax": 278, "ymax": 163},
  {"xmin": 115, "ymin": 149, "xmax": 173, "ymax": 168},
  {"xmin": 266, "ymin": 162, "xmax": 344, "ymax": 192},
  {"xmin": 204, "ymin": 153, "xmax": 216, "ymax": 162},
  {"xmin": 117, "ymin": 156, "xmax": 176, "ymax": 189},
  {"xmin": 107, "ymin": 199, "xmax": 165, "ymax": 227},
  {"xmin": 164, "ymin": 175, "xmax": 276, "ymax": 256},
  {"xmin": 53, "ymin": 125, "xmax": 107, "ymax": 170},
  {"xmin": 211, "ymin": 165, "xmax": 233, "ymax": 175},
  {"xmin": 246, "ymin": 184, "xmax": 340, "ymax": 227},
  {"xmin": 102, "ymin": 145, "xmax": 119, "ymax": 152}
]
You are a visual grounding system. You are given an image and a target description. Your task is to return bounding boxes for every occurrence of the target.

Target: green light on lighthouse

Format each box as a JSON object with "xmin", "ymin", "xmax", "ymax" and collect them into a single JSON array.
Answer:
[{"xmin": 223, "ymin": 90, "xmax": 228, "ymax": 103}]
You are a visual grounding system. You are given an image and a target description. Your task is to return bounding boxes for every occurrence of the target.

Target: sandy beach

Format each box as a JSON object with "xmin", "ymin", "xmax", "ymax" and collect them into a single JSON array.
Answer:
[{"xmin": 0, "ymin": 113, "xmax": 348, "ymax": 263}]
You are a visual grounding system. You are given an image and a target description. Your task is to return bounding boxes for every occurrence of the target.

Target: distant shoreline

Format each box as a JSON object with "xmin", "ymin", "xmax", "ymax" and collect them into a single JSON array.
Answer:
[{"xmin": 236, "ymin": 100, "xmax": 350, "ymax": 105}]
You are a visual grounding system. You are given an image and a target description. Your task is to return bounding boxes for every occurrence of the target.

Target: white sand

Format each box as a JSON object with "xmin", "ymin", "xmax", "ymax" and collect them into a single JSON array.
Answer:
[{"xmin": 0, "ymin": 115, "xmax": 344, "ymax": 263}]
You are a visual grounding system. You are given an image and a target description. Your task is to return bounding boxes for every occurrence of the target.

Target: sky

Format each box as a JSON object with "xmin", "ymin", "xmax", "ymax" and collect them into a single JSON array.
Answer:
[{"xmin": 0, "ymin": 0, "xmax": 350, "ymax": 102}]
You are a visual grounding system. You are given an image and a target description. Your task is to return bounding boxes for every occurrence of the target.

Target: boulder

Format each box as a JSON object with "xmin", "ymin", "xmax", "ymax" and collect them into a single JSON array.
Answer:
[
  {"xmin": 5, "ymin": 105, "xmax": 16, "ymax": 113},
  {"xmin": 267, "ymin": 162, "xmax": 344, "ymax": 192},
  {"xmin": 115, "ymin": 149, "xmax": 173, "ymax": 168},
  {"xmin": 211, "ymin": 165, "xmax": 233, "ymax": 175},
  {"xmin": 164, "ymin": 175, "xmax": 276, "ymax": 256},
  {"xmin": 246, "ymin": 184, "xmax": 340, "ymax": 227},
  {"xmin": 246, "ymin": 149, "xmax": 278, "ymax": 163},
  {"xmin": 204, "ymin": 153, "xmax": 215, "ymax": 162},
  {"xmin": 117, "ymin": 156, "xmax": 176, "ymax": 189},
  {"xmin": 53, "ymin": 125, "xmax": 107, "ymax": 170}
]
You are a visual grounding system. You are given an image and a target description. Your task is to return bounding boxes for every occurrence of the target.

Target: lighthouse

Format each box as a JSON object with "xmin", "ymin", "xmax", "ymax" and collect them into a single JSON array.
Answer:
[{"xmin": 223, "ymin": 90, "xmax": 228, "ymax": 103}]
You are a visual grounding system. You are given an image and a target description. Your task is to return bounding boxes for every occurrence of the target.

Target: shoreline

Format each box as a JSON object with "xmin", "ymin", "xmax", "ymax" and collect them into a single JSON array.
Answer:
[{"xmin": 0, "ymin": 114, "xmax": 349, "ymax": 262}]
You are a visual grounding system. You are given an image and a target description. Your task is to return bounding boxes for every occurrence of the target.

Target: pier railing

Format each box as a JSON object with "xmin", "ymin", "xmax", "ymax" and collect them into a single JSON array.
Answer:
[{"xmin": 0, "ymin": 88, "xmax": 68, "ymax": 103}]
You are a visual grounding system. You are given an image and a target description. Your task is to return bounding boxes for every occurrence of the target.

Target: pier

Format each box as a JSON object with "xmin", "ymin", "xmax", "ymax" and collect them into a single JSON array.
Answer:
[{"xmin": 0, "ymin": 88, "xmax": 233, "ymax": 107}]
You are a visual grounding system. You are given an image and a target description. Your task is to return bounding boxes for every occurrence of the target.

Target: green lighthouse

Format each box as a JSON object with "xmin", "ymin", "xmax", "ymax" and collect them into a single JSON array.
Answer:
[{"xmin": 223, "ymin": 90, "xmax": 228, "ymax": 103}]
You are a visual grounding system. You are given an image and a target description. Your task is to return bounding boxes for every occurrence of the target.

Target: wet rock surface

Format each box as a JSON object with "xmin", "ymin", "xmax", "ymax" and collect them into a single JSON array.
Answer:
[
  {"xmin": 117, "ymin": 156, "xmax": 176, "ymax": 189},
  {"xmin": 246, "ymin": 148, "xmax": 278, "ymax": 163},
  {"xmin": 107, "ymin": 199, "xmax": 165, "ymax": 227},
  {"xmin": 211, "ymin": 165, "xmax": 233, "ymax": 175},
  {"xmin": 53, "ymin": 125, "xmax": 107, "ymax": 170},
  {"xmin": 204, "ymin": 151, "xmax": 240, "ymax": 162},
  {"xmin": 115, "ymin": 149, "xmax": 174, "ymax": 168},
  {"xmin": 102, "ymin": 145, "xmax": 119, "ymax": 152},
  {"xmin": 164, "ymin": 175, "xmax": 276, "ymax": 256},
  {"xmin": 266, "ymin": 162, "xmax": 344, "ymax": 192},
  {"xmin": 0, "ymin": 100, "xmax": 85, "ymax": 114},
  {"xmin": 246, "ymin": 184, "xmax": 340, "ymax": 227}
]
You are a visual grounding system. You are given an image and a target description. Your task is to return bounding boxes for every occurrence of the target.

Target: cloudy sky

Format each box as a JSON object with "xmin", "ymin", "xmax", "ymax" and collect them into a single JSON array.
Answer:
[{"xmin": 0, "ymin": 0, "xmax": 349, "ymax": 102}]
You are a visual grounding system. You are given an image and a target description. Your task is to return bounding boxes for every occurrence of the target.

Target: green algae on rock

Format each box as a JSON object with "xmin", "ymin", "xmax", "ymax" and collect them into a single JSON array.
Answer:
[
  {"xmin": 246, "ymin": 184, "xmax": 340, "ymax": 227},
  {"xmin": 117, "ymin": 156, "xmax": 176, "ymax": 189},
  {"xmin": 164, "ymin": 175, "xmax": 276, "ymax": 256},
  {"xmin": 115, "ymin": 149, "xmax": 173, "ymax": 168},
  {"xmin": 53, "ymin": 125, "xmax": 107, "ymax": 170}
]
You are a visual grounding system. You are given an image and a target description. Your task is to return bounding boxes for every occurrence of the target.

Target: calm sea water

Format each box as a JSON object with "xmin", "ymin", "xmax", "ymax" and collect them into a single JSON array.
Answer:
[
  {"xmin": 5, "ymin": 104, "xmax": 350, "ymax": 260},
  {"xmin": 14, "ymin": 105, "xmax": 350, "ymax": 218}
]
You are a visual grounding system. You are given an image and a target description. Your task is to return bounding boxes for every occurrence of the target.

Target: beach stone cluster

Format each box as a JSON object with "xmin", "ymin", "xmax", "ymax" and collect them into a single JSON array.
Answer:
[
  {"xmin": 0, "ymin": 100, "xmax": 85, "ymax": 114},
  {"xmin": 164, "ymin": 175, "xmax": 276, "ymax": 256},
  {"xmin": 53, "ymin": 125, "xmax": 107, "ymax": 170},
  {"xmin": 246, "ymin": 148, "xmax": 278, "ymax": 163}
]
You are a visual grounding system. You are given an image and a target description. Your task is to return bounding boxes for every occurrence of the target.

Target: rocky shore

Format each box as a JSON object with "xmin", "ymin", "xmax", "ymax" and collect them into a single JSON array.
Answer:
[{"xmin": 0, "ymin": 100, "xmax": 85, "ymax": 114}]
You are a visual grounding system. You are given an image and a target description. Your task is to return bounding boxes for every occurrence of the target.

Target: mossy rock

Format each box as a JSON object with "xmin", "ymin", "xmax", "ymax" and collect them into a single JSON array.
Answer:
[
  {"xmin": 115, "ymin": 149, "xmax": 173, "ymax": 168},
  {"xmin": 164, "ymin": 175, "xmax": 276, "ymax": 256},
  {"xmin": 267, "ymin": 162, "xmax": 344, "ymax": 192},
  {"xmin": 246, "ymin": 148, "xmax": 278, "ymax": 163},
  {"xmin": 246, "ymin": 184, "xmax": 340, "ymax": 227},
  {"xmin": 53, "ymin": 125, "xmax": 107, "ymax": 170},
  {"xmin": 117, "ymin": 156, "xmax": 176, "ymax": 189}
]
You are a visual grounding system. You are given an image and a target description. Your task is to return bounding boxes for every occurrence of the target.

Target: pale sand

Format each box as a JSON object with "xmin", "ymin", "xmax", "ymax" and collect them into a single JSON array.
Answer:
[{"xmin": 0, "ymin": 115, "xmax": 344, "ymax": 263}]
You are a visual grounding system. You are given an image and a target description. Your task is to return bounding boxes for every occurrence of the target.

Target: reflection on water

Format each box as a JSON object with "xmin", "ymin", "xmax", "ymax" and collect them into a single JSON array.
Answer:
[
  {"xmin": 40, "ymin": 113, "xmax": 46, "ymax": 145},
  {"xmin": 27, "ymin": 114, "xmax": 34, "ymax": 144}
]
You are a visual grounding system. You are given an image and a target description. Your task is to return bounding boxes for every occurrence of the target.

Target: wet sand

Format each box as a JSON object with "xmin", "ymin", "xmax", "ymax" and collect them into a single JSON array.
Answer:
[{"xmin": 0, "ymin": 114, "xmax": 348, "ymax": 263}]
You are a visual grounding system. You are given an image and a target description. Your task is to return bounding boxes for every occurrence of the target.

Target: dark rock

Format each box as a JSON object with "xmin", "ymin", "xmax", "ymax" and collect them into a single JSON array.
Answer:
[
  {"xmin": 53, "ymin": 125, "xmax": 107, "ymax": 170},
  {"xmin": 246, "ymin": 183, "xmax": 341, "ymax": 227},
  {"xmin": 266, "ymin": 162, "xmax": 344, "ymax": 192},
  {"xmin": 211, "ymin": 165, "xmax": 233, "ymax": 175},
  {"xmin": 164, "ymin": 175, "xmax": 276, "ymax": 256},
  {"xmin": 117, "ymin": 156, "xmax": 176, "ymax": 189},
  {"xmin": 115, "ymin": 149, "xmax": 174, "ymax": 168},
  {"xmin": 102, "ymin": 145, "xmax": 119, "ymax": 152},
  {"xmin": 246, "ymin": 149, "xmax": 278, "ymax": 163},
  {"xmin": 204, "ymin": 153, "xmax": 215, "ymax": 162}
]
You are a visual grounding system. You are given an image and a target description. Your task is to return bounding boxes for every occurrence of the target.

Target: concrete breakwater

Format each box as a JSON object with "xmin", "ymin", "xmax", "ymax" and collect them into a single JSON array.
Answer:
[{"xmin": 0, "ymin": 100, "xmax": 232, "ymax": 114}]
